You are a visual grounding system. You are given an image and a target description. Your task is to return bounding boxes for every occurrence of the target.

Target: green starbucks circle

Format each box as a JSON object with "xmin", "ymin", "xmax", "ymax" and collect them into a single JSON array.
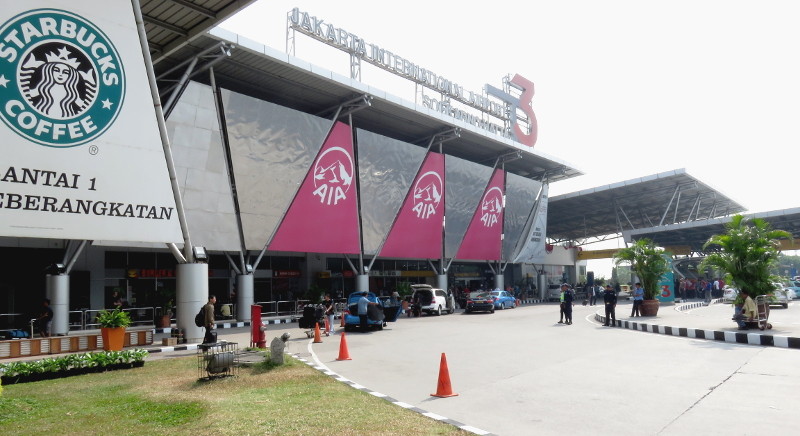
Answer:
[{"xmin": 0, "ymin": 8, "xmax": 125, "ymax": 147}]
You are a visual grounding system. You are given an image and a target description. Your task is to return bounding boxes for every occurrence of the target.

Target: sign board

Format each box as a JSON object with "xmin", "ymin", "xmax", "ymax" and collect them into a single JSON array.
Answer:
[
  {"xmin": 455, "ymin": 169, "xmax": 505, "ymax": 261},
  {"xmin": 512, "ymin": 184, "xmax": 548, "ymax": 264},
  {"xmin": 0, "ymin": 1, "xmax": 181, "ymax": 242},
  {"xmin": 656, "ymin": 254, "xmax": 675, "ymax": 303},
  {"xmin": 288, "ymin": 8, "xmax": 537, "ymax": 147}
]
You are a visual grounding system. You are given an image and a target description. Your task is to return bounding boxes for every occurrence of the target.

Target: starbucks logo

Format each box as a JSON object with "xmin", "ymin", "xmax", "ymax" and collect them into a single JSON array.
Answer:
[{"xmin": 0, "ymin": 9, "xmax": 124, "ymax": 147}]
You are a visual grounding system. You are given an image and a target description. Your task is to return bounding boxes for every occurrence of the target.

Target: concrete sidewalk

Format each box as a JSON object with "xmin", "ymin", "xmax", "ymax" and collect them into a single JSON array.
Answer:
[{"xmin": 593, "ymin": 298, "xmax": 800, "ymax": 349}]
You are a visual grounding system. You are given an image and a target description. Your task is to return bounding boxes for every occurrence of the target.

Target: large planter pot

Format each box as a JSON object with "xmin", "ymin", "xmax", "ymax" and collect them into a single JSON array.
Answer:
[
  {"xmin": 101, "ymin": 327, "xmax": 126, "ymax": 351},
  {"xmin": 156, "ymin": 315, "xmax": 172, "ymax": 328},
  {"xmin": 640, "ymin": 299, "xmax": 660, "ymax": 316}
]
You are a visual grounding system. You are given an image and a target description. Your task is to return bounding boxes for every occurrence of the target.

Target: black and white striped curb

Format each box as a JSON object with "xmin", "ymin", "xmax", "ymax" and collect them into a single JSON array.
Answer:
[
  {"xmin": 291, "ymin": 353, "xmax": 495, "ymax": 436},
  {"xmin": 145, "ymin": 343, "xmax": 200, "ymax": 354},
  {"xmin": 517, "ymin": 298, "xmax": 546, "ymax": 305},
  {"xmin": 153, "ymin": 317, "xmax": 296, "ymax": 334},
  {"xmin": 593, "ymin": 312, "xmax": 800, "ymax": 349},
  {"xmin": 674, "ymin": 298, "xmax": 724, "ymax": 311}
]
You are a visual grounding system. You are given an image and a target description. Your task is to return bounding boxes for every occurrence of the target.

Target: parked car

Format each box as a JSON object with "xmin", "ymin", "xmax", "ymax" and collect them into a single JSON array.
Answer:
[
  {"xmin": 722, "ymin": 286, "xmax": 739, "ymax": 302},
  {"xmin": 410, "ymin": 284, "xmax": 456, "ymax": 316},
  {"xmin": 343, "ymin": 291, "xmax": 402, "ymax": 331},
  {"xmin": 489, "ymin": 290, "xmax": 517, "ymax": 309},
  {"xmin": 780, "ymin": 281, "xmax": 800, "ymax": 299},
  {"xmin": 546, "ymin": 284, "xmax": 562, "ymax": 302},
  {"xmin": 767, "ymin": 284, "xmax": 790, "ymax": 308},
  {"xmin": 465, "ymin": 292, "xmax": 495, "ymax": 313}
]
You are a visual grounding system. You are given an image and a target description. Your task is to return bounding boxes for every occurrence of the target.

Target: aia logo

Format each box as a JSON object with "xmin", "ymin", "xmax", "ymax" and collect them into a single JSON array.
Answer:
[
  {"xmin": 480, "ymin": 187, "xmax": 503, "ymax": 228},
  {"xmin": 312, "ymin": 146, "xmax": 354, "ymax": 206},
  {"xmin": 411, "ymin": 171, "xmax": 443, "ymax": 219}
]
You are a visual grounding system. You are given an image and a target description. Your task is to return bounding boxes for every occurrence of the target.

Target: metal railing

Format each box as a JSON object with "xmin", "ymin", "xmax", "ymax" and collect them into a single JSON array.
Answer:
[
  {"xmin": 68, "ymin": 307, "xmax": 157, "ymax": 330},
  {"xmin": 0, "ymin": 313, "xmax": 25, "ymax": 330},
  {"xmin": 6, "ymin": 300, "xmax": 348, "ymax": 334},
  {"xmin": 254, "ymin": 300, "xmax": 306, "ymax": 318}
]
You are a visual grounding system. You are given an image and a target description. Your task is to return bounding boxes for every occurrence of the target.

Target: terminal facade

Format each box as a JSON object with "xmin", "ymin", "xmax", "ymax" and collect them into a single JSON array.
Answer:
[{"xmin": 0, "ymin": 2, "xmax": 587, "ymax": 336}]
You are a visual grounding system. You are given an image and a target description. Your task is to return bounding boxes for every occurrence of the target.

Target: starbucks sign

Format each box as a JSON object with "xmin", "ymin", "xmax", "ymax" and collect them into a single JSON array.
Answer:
[
  {"xmin": 0, "ymin": 8, "xmax": 125, "ymax": 147},
  {"xmin": 0, "ymin": 1, "xmax": 181, "ymax": 244}
]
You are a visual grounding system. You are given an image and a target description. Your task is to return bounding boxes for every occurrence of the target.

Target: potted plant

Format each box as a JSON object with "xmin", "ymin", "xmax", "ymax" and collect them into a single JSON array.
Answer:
[
  {"xmin": 96, "ymin": 308, "xmax": 131, "ymax": 351},
  {"xmin": 613, "ymin": 238, "xmax": 671, "ymax": 316},
  {"xmin": 154, "ymin": 287, "xmax": 175, "ymax": 328},
  {"xmin": 700, "ymin": 214, "xmax": 790, "ymax": 308}
]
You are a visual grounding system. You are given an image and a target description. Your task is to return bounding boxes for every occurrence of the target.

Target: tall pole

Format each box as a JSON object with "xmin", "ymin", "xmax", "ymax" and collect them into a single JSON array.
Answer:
[{"xmin": 131, "ymin": 0, "xmax": 194, "ymax": 262}]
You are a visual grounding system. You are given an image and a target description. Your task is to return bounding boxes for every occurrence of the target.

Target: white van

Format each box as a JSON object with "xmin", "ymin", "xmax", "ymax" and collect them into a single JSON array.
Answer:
[{"xmin": 410, "ymin": 284, "xmax": 456, "ymax": 316}]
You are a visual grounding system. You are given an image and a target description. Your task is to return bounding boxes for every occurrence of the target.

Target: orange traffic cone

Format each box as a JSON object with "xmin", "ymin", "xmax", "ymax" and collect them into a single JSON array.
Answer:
[
  {"xmin": 340, "ymin": 312, "xmax": 346, "ymax": 327},
  {"xmin": 324, "ymin": 317, "xmax": 330, "ymax": 335},
  {"xmin": 431, "ymin": 353, "xmax": 458, "ymax": 397},
  {"xmin": 313, "ymin": 322, "xmax": 323, "ymax": 343},
  {"xmin": 336, "ymin": 332, "xmax": 352, "ymax": 361}
]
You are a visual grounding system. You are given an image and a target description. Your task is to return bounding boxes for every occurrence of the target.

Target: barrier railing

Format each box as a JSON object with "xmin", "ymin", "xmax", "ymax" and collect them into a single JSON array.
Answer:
[
  {"xmin": 7, "ymin": 300, "xmax": 352, "ymax": 334},
  {"xmin": 0, "ymin": 313, "xmax": 25, "ymax": 330},
  {"xmin": 83, "ymin": 307, "xmax": 156, "ymax": 329}
]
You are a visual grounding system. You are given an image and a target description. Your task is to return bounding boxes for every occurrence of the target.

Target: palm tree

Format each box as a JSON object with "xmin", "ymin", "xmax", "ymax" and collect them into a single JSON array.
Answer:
[
  {"xmin": 613, "ymin": 238, "xmax": 671, "ymax": 300},
  {"xmin": 700, "ymin": 214, "xmax": 790, "ymax": 299}
]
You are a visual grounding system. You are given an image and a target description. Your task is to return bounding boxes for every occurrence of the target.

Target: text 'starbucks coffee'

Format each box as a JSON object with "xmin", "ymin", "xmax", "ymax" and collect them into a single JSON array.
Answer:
[{"xmin": 0, "ymin": 9, "xmax": 125, "ymax": 147}]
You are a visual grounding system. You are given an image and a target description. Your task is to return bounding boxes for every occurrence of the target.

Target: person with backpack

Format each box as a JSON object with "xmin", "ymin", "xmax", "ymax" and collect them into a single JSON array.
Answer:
[{"xmin": 202, "ymin": 295, "xmax": 216, "ymax": 344}]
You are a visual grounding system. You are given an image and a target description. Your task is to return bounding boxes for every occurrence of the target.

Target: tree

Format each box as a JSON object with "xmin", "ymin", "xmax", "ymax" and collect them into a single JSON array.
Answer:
[
  {"xmin": 700, "ymin": 214, "xmax": 791, "ymax": 300},
  {"xmin": 613, "ymin": 238, "xmax": 671, "ymax": 300}
]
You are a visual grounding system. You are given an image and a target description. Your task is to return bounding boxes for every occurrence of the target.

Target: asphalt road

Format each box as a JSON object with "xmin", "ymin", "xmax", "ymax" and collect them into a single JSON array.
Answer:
[{"xmin": 301, "ymin": 303, "xmax": 800, "ymax": 436}]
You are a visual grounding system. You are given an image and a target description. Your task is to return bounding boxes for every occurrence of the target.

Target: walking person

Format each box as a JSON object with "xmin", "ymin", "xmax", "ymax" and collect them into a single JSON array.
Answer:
[
  {"xmin": 202, "ymin": 295, "xmax": 217, "ymax": 344},
  {"xmin": 631, "ymin": 283, "xmax": 644, "ymax": 317},
  {"xmin": 323, "ymin": 293, "xmax": 335, "ymax": 334},
  {"xmin": 589, "ymin": 284, "xmax": 599, "ymax": 306},
  {"xmin": 562, "ymin": 284, "xmax": 574, "ymax": 325},
  {"xmin": 37, "ymin": 298, "xmax": 53, "ymax": 337},
  {"xmin": 603, "ymin": 285, "xmax": 617, "ymax": 326}
]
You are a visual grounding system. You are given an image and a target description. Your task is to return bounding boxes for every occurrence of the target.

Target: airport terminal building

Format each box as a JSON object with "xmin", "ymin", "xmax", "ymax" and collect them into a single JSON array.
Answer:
[
  {"xmin": 0, "ymin": 1, "xmax": 588, "ymax": 335},
  {"xmin": 3, "ymin": 2, "xmax": 764, "ymax": 341}
]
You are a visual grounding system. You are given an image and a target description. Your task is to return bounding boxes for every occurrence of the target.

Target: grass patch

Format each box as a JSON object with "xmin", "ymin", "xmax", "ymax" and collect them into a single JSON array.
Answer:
[{"xmin": 0, "ymin": 354, "xmax": 468, "ymax": 436}]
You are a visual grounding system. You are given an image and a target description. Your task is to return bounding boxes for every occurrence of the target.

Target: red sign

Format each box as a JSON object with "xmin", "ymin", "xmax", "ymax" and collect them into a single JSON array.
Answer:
[
  {"xmin": 273, "ymin": 270, "xmax": 301, "ymax": 278},
  {"xmin": 455, "ymin": 168, "xmax": 505, "ymax": 260},
  {"xmin": 268, "ymin": 121, "xmax": 361, "ymax": 254},
  {"xmin": 380, "ymin": 152, "xmax": 444, "ymax": 258},
  {"xmin": 139, "ymin": 269, "xmax": 176, "ymax": 278}
]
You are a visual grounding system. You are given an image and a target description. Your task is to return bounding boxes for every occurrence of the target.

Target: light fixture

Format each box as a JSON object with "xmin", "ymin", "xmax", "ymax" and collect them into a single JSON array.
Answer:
[
  {"xmin": 244, "ymin": 264, "xmax": 253, "ymax": 273},
  {"xmin": 192, "ymin": 246, "xmax": 208, "ymax": 262},
  {"xmin": 46, "ymin": 263, "xmax": 66, "ymax": 274}
]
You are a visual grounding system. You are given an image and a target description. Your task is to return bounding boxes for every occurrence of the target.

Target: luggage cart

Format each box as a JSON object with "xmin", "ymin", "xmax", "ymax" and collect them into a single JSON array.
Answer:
[
  {"xmin": 298, "ymin": 304, "xmax": 327, "ymax": 338},
  {"xmin": 197, "ymin": 340, "xmax": 239, "ymax": 381},
  {"xmin": 753, "ymin": 295, "xmax": 772, "ymax": 330}
]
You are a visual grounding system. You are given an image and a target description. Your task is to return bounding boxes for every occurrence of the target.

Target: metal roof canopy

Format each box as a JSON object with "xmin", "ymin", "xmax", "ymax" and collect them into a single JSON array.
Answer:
[
  {"xmin": 547, "ymin": 168, "xmax": 745, "ymax": 243},
  {"xmin": 151, "ymin": 28, "xmax": 581, "ymax": 183},
  {"xmin": 141, "ymin": 0, "xmax": 255, "ymax": 64},
  {"xmin": 624, "ymin": 207, "xmax": 800, "ymax": 253}
]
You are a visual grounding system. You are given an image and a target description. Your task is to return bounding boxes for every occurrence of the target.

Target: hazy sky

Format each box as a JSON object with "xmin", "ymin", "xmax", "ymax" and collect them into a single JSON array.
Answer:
[{"xmin": 221, "ymin": 1, "xmax": 800, "ymax": 278}]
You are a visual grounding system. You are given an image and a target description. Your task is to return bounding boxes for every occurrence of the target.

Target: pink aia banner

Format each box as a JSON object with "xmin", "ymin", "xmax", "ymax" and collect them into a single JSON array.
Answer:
[
  {"xmin": 455, "ymin": 168, "xmax": 506, "ymax": 260},
  {"xmin": 380, "ymin": 152, "xmax": 445, "ymax": 259},
  {"xmin": 268, "ymin": 121, "xmax": 361, "ymax": 254}
]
